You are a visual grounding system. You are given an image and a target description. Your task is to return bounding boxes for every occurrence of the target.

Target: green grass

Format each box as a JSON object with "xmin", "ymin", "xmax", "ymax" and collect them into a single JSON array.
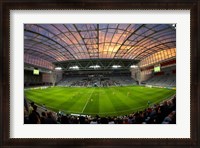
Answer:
[{"xmin": 25, "ymin": 86, "xmax": 176, "ymax": 117}]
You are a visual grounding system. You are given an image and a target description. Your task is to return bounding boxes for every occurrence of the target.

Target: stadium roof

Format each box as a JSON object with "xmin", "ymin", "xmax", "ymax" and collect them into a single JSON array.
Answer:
[{"xmin": 24, "ymin": 24, "xmax": 176, "ymax": 65}]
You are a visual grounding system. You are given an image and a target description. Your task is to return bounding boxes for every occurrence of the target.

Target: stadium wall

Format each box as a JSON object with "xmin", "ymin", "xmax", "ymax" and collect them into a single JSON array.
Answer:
[
  {"xmin": 130, "ymin": 68, "xmax": 152, "ymax": 82},
  {"xmin": 42, "ymin": 70, "xmax": 63, "ymax": 84},
  {"xmin": 24, "ymin": 70, "xmax": 43, "ymax": 86}
]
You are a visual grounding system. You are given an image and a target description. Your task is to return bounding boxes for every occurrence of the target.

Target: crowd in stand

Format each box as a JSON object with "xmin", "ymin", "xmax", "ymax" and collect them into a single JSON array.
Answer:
[
  {"xmin": 70, "ymin": 78, "xmax": 121, "ymax": 87},
  {"xmin": 70, "ymin": 79, "xmax": 96, "ymax": 87},
  {"xmin": 101, "ymin": 79, "xmax": 121, "ymax": 87},
  {"xmin": 24, "ymin": 96, "xmax": 176, "ymax": 124},
  {"xmin": 58, "ymin": 75, "xmax": 136, "ymax": 87}
]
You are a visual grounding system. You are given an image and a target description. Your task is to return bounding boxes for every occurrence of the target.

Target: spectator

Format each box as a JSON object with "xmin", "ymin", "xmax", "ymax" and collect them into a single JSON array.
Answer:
[
  {"xmin": 60, "ymin": 115, "xmax": 69, "ymax": 124},
  {"xmin": 29, "ymin": 102, "xmax": 34, "ymax": 114},
  {"xmin": 90, "ymin": 118, "xmax": 98, "ymax": 124},
  {"xmin": 24, "ymin": 97, "xmax": 29, "ymax": 112},
  {"xmin": 108, "ymin": 117, "xmax": 115, "ymax": 124},
  {"xmin": 29, "ymin": 105, "xmax": 40, "ymax": 124},
  {"xmin": 45, "ymin": 112, "xmax": 57, "ymax": 124},
  {"xmin": 40, "ymin": 112, "xmax": 47, "ymax": 124},
  {"xmin": 24, "ymin": 108, "xmax": 30, "ymax": 124},
  {"xmin": 100, "ymin": 117, "xmax": 108, "ymax": 124},
  {"xmin": 162, "ymin": 111, "xmax": 176, "ymax": 124}
]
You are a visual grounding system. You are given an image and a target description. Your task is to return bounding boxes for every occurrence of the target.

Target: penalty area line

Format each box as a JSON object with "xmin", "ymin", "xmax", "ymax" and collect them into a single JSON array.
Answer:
[{"xmin": 81, "ymin": 88, "xmax": 95, "ymax": 113}]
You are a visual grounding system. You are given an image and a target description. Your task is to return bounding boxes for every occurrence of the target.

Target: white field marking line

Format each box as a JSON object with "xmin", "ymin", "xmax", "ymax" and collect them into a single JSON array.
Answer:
[{"xmin": 81, "ymin": 88, "xmax": 96, "ymax": 113}]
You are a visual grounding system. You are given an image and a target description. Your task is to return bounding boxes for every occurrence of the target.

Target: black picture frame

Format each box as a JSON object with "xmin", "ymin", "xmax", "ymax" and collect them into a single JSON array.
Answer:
[{"xmin": 1, "ymin": 0, "xmax": 199, "ymax": 147}]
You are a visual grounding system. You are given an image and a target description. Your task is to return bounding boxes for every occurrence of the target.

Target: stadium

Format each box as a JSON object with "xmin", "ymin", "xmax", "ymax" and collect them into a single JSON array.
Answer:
[{"xmin": 24, "ymin": 24, "xmax": 176, "ymax": 124}]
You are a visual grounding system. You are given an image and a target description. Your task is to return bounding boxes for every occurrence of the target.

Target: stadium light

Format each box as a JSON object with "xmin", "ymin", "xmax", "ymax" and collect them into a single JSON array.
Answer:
[
  {"xmin": 89, "ymin": 65, "xmax": 101, "ymax": 69},
  {"xmin": 130, "ymin": 65, "xmax": 138, "ymax": 68},
  {"xmin": 55, "ymin": 67, "xmax": 62, "ymax": 70},
  {"xmin": 112, "ymin": 65, "xmax": 121, "ymax": 68},
  {"xmin": 172, "ymin": 24, "xmax": 176, "ymax": 29},
  {"xmin": 69, "ymin": 66, "xmax": 79, "ymax": 70}
]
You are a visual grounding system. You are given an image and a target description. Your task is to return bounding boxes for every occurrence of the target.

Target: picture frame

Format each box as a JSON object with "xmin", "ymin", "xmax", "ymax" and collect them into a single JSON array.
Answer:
[{"xmin": 1, "ymin": 0, "xmax": 199, "ymax": 147}]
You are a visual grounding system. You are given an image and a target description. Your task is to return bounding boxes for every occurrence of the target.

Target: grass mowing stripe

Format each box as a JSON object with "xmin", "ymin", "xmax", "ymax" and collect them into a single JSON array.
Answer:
[
  {"xmin": 107, "ymin": 87, "xmax": 143, "ymax": 115},
  {"xmin": 83, "ymin": 91, "xmax": 99, "ymax": 114},
  {"xmin": 81, "ymin": 87, "xmax": 95, "ymax": 113},
  {"xmin": 106, "ymin": 87, "xmax": 130, "ymax": 112},
  {"xmin": 25, "ymin": 86, "xmax": 176, "ymax": 116},
  {"xmin": 99, "ymin": 87, "xmax": 116, "ymax": 114},
  {"xmin": 82, "ymin": 95, "xmax": 176, "ymax": 116},
  {"xmin": 56, "ymin": 94, "xmax": 81, "ymax": 112},
  {"xmin": 61, "ymin": 89, "xmax": 88, "ymax": 113},
  {"xmin": 112, "ymin": 87, "xmax": 148, "ymax": 110}
]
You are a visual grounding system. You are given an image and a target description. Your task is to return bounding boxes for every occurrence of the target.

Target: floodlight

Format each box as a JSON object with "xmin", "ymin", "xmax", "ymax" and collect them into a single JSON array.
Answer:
[
  {"xmin": 55, "ymin": 67, "xmax": 62, "ymax": 70},
  {"xmin": 112, "ymin": 65, "xmax": 121, "ymax": 68},
  {"xmin": 130, "ymin": 65, "xmax": 138, "ymax": 68},
  {"xmin": 89, "ymin": 65, "xmax": 101, "ymax": 69},
  {"xmin": 69, "ymin": 66, "xmax": 79, "ymax": 70}
]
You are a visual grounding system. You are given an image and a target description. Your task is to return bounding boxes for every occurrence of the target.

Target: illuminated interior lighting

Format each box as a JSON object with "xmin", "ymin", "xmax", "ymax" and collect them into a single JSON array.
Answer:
[
  {"xmin": 69, "ymin": 66, "xmax": 79, "ymax": 70},
  {"xmin": 112, "ymin": 65, "xmax": 121, "ymax": 68},
  {"xmin": 55, "ymin": 67, "xmax": 62, "ymax": 70}
]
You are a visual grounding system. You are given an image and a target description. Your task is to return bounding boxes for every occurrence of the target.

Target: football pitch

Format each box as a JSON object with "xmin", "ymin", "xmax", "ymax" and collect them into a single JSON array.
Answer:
[{"xmin": 25, "ymin": 86, "xmax": 176, "ymax": 116}]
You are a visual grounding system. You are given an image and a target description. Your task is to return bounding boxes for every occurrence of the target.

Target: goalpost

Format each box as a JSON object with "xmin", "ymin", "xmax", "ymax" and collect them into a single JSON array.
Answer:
[{"xmin": 145, "ymin": 84, "xmax": 152, "ymax": 88}]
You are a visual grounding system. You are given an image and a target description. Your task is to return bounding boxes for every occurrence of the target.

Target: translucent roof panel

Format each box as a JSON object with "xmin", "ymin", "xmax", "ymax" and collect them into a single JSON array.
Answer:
[{"xmin": 24, "ymin": 24, "xmax": 176, "ymax": 63}]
